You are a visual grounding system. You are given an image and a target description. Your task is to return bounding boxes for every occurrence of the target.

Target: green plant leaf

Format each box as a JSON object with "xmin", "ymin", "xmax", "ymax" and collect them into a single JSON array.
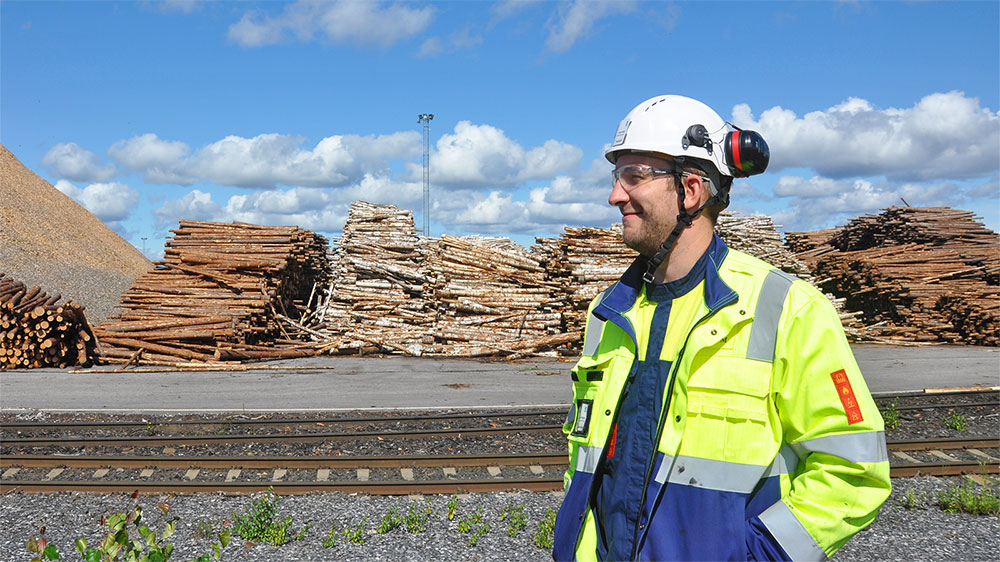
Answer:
[
  {"xmin": 43, "ymin": 544, "xmax": 60, "ymax": 560},
  {"xmin": 108, "ymin": 512, "xmax": 127, "ymax": 532},
  {"xmin": 219, "ymin": 530, "xmax": 231, "ymax": 548},
  {"xmin": 148, "ymin": 551, "xmax": 165, "ymax": 562},
  {"xmin": 26, "ymin": 537, "xmax": 41, "ymax": 553},
  {"xmin": 163, "ymin": 521, "xmax": 175, "ymax": 541},
  {"xmin": 84, "ymin": 548, "xmax": 101, "ymax": 562},
  {"xmin": 74, "ymin": 539, "xmax": 87, "ymax": 556}
]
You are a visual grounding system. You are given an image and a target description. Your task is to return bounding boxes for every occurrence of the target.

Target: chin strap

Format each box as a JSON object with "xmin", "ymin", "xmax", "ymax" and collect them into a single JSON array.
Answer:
[{"xmin": 641, "ymin": 157, "xmax": 723, "ymax": 284}]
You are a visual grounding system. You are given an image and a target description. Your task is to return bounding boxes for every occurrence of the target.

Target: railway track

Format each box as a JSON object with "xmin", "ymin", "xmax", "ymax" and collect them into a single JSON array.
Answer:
[
  {"xmin": 2, "ymin": 394, "xmax": 996, "ymax": 495},
  {"xmin": 2, "ymin": 437, "xmax": 995, "ymax": 495}
]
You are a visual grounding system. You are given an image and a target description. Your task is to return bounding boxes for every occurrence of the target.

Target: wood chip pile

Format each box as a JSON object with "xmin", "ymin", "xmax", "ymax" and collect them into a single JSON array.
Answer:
[
  {"xmin": 1, "ymin": 273, "xmax": 99, "ymax": 368},
  {"xmin": 93, "ymin": 220, "xmax": 331, "ymax": 365},
  {"xmin": 787, "ymin": 206, "xmax": 999, "ymax": 345},
  {"xmin": 310, "ymin": 201, "xmax": 433, "ymax": 356}
]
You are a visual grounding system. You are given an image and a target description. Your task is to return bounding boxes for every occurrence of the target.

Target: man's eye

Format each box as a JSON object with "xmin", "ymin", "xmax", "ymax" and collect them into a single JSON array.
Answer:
[{"xmin": 624, "ymin": 170, "xmax": 648, "ymax": 183}]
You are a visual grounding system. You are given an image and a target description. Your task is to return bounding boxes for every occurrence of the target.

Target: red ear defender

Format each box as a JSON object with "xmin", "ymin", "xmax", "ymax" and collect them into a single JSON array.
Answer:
[{"xmin": 724, "ymin": 129, "xmax": 769, "ymax": 177}]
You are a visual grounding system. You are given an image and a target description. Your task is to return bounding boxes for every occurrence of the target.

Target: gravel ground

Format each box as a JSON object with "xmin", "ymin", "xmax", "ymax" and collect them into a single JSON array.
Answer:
[
  {"xmin": 2, "ymin": 395, "xmax": 997, "ymax": 561},
  {"xmin": 3, "ymin": 476, "xmax": 998, "ymax": 561}
]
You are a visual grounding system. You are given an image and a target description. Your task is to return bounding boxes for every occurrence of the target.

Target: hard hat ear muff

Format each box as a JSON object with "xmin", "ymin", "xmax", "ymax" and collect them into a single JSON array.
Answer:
[{"xmin": 723, "ymin": 128, "xmax": 769, "ymax": 177}]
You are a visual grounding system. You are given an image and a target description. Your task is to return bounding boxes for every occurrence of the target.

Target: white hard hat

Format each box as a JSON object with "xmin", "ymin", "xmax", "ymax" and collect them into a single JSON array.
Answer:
[{"xmin": 605, "ymin": 95, "xmax": 733, "ymax": 177}]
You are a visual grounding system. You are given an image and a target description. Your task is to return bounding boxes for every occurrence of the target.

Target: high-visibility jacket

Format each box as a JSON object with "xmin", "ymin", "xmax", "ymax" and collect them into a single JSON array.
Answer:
[{"xmin": 553, "ymin": 235, "xmax": 891, "ymax": 561}]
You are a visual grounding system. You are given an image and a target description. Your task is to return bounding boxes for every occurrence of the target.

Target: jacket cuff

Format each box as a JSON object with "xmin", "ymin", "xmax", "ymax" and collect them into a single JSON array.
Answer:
[{"xmin": 757, "ymin": 501, "xmax": 827, "ymax": 561}]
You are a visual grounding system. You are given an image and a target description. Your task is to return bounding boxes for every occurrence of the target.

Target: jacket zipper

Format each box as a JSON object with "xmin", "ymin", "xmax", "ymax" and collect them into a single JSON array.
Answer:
[{"xmin": 629, "ymin": 292, "xmax": 737, "ymax": 559}]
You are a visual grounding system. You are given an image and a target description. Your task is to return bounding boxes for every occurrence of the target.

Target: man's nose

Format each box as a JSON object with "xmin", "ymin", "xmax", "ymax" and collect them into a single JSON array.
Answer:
[{"xmin": 609, "ymin": 179, "xmax": 629, "ymax": 206}]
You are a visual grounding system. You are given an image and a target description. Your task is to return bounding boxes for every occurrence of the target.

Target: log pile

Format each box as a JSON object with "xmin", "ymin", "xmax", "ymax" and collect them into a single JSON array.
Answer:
[
  {"xmin": 716, "ymin": 212, "xmax": 811, "ymax": 277},
  {"xmin": 427, "ymin": 235, "xmax": 573, "ymax": 357},
  {"xmin": 1, "ymin": 273, "xmax": 98, "ymax": 368},
  {"xmin": 311, "ymin": 201, "xmax": 434, "ymax": 356},
  {"xmin": 540, "ymin": 224, "xmax": 638, "ymax": 333},
  {"xmin": 93, "ymin": 220, "xmax": 331, "ymax": 365},
  {"xmin": 311, "ymin": 203, "xmax": 576, "ymax": 357},
  {"xmin": 789, "ymin": 207, "xmax": 999, "ymax": 345}
]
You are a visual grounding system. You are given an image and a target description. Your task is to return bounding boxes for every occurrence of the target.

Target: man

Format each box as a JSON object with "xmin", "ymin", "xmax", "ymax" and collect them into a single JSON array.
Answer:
[{"xmin": 553, "ymin": 95, "xmax": 891, "ymax": 561}]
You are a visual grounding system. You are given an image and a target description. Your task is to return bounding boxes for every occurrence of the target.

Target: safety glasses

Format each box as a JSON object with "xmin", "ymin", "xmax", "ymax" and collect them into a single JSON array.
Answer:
[{"xmin": 611, "ymin": 164, "xmax": 676, "ymax": 192}]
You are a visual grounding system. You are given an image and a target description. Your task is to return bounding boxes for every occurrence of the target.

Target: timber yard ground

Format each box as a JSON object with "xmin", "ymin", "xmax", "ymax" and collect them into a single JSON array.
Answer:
[
  {"xmin": 1, "ymin": 345, "xmax": 998, "ymax": 561},
  {"xmin": 1, "ymin": 344, "xmax": 997, "ymax": 413}
]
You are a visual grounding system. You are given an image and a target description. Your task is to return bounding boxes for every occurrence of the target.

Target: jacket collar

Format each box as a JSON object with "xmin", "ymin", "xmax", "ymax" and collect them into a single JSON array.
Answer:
[{"xmin": 592, "ymin": 234, "xmax": 738, "ymax": 344}]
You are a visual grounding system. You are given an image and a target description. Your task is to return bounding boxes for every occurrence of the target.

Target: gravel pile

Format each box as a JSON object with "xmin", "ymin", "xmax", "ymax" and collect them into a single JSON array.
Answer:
[{"xmin": 0, "ymin": 144, "xmax": 149, "ymax": 325}]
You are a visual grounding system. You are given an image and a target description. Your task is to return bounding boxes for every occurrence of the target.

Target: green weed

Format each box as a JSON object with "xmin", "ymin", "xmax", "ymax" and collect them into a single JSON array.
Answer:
[
  {"xmin": 883, "ymin": 403, "xmax": 900, "ymax": 430},
  {"xmin": 378, "ymin": 507, "xmax": 402, "ymax": 534},
  {"xmin": 936, "ymin": 477, "xmax": 1000, "ymax": 516},
  {"xmin": 901, "ymin": 489, "xmax": 924, "ymax": 509},
  {"xmin": 533, "ymin": 508, "xmax": 557, "ymax": 550},
  {"xmin": 446, "ymin": 494, "xmax": 459, "ymax": 521},
  {"xmin": 231, "ymin": 487, "xmax": 309, "ymax": 546},
  {"xmin": 944, "ymin": 411, "xmax": 967, "ymax": 431},
  {"xmin": 500, "ymin": 503, "xmax": 528, "ymax": 537}
]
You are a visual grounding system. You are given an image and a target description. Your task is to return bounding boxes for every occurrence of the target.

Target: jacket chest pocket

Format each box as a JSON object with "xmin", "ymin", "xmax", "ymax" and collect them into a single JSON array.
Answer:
[
  {"xmin": 683, "ymin": 357, "xmax": 777, "ymax": 466},
  {"xmin": 566, "ymin": 354, "xmax": 621, "ymax": 440}
]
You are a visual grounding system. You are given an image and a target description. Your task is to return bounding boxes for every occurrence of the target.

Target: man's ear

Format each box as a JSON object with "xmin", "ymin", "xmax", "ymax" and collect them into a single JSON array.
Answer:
[{"xmin": 682, "ymin": 173, "xmax": 709, "ymax": 212}]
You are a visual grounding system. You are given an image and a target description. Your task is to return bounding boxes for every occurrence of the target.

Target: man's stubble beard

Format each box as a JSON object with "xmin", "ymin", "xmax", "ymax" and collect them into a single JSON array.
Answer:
[{"xmin": 623, "ymin": 212, "xmax": 675, "ymax": 258}]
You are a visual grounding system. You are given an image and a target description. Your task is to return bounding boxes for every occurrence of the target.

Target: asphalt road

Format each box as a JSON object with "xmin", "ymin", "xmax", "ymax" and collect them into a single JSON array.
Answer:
[{"xmin": 0, "ymin": 345, "xmax": 997, "ymax": 414}]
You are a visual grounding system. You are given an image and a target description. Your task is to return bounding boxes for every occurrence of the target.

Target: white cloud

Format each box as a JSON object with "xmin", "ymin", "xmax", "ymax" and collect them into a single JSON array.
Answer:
[
  {"xmin": 445, "ymin": 172, "xmax": 619, "ymax": 235},
  {"xmin": 419, "ymin": 29, "xmax": 484, "ymax": 57},
  {"xmin": 491, "ymin": 0, "xmax": 543, "ymax": 22},
  {"xmin": 228, "ymin": 0, "xmax": 434, "ymax": 48},
  {"xmin": 159, "ymin": 0, "xmax": 199, "ymax": 14},
  {"xmin": 109, "ymin": 133, "xmax": 193, "ymax": 184},
  {"xmin": 151, "ymin": 174, "xmax": 422, "ymax": 236},
  {"xmin": 152, "ymin": 189, "xmax": 223, "ymax": 225},
  {"xmin": 417, "ymin": 37, "xmax": 443, "ymax": 57},
  {"xmin": 109, "ymin": 131, "xmax": 420, "ymax": 188},
  {"xmin": 769, "ymin": 175, "xmax": 982, "ymax": 231},
  {"xmin": 42, "ymin": 143, "xmax": 116, "ymax": 182},
  {"xmin": 429, "ymin": 121, "xmax": 582, "ymax": 188},
  {"xmin": 731, "ymin": 91, "xmax": 1000, "ymax": 181},
  {"xmin": 546, "ymin": 0, "xmax": 636, "ymax": 52},
  {"xmin": 55, "ymin": 180, "xmax": 139, "ymax": 229}
]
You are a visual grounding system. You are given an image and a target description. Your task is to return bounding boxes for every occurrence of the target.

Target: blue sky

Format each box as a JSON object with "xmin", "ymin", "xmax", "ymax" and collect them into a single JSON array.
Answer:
[{"xmin": 2, "ymin": 0, "xmax": 998, "ymax": 256}]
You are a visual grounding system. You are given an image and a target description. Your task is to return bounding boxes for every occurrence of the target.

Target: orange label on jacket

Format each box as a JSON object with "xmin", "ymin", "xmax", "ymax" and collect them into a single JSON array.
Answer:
[
  {"xmin": 831, "ymin": 369, "xmax": 864, "ymax": 424},
  {"xmin": 606, "ymin": 424, "xmax": 617, "ymax": 459}
]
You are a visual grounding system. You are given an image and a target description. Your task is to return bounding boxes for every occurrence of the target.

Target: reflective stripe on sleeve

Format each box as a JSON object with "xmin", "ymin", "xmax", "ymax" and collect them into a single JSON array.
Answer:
[
  {"xmin": 747, "ymin": 269, "xmax": 795, "ymax": 363},
  {"xmin": 575, "ymin": 445, "xmax": 604, "ymax": 474},
  {"xmin": 790, "ymin": 431, "xmax": 888, "ymax": 464},
  {"xmin": 759, "ymin": 500, "xmax": 827, "ymax": 561}
]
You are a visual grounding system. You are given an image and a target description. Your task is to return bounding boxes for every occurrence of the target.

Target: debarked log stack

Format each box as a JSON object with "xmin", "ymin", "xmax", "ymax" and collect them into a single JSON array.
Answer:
[
  {"xmin": 92, "ymin": 220, "xmax": 331, "ymax": 365},
  {"xmin": 309, "ymin": 201, "xmax": 434, "ymax": 356},
  {"xmin": 539, "ymin": 224, "xmax": 638, "ymax": 334},
  {"xmin": 427, "ymin": 235, "xmax": 574, "ymax": 357},
  {"xmin": 0, "ymin": 273, "xmax": 98, "ymax": 368},
  {"xmin": 788, "ymin": 206, "xmax": 999, "ymax": 345}
]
